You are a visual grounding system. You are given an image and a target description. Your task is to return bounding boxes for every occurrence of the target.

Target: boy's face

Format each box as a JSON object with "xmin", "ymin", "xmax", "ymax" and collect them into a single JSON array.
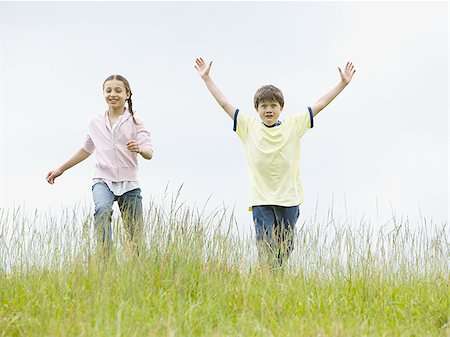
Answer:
[{"xmin": 256, "ymin": 100, "xmax": 283, "ymax": 126}]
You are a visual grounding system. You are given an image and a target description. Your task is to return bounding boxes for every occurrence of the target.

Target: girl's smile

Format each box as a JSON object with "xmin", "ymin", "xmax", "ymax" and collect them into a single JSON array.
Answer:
[{"xmin": 103, "ymin": 79, "xmax": 130, "ymax": 110}]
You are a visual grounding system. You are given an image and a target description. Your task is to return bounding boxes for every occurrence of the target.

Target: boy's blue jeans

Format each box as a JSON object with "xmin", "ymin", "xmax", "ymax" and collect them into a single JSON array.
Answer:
[
  {"xmin": 92, "ymin": 182, "xmax": 143, "ymax": 251},
  {"xmin": 252, "ymin": 205, "xmax": 300, "ymax": 266}
]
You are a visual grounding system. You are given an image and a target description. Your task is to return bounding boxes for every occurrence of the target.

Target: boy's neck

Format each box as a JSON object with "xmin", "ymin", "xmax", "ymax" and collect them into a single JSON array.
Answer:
[{"xmin": 262, "ymin": 120, "xmax": 282, "ymax": 128}]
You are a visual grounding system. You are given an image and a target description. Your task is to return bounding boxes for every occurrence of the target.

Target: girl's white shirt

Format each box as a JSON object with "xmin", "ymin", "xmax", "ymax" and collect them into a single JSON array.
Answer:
[{"xmin": 92, "ymin": 113, "xmax": 140, "ymax": 196}]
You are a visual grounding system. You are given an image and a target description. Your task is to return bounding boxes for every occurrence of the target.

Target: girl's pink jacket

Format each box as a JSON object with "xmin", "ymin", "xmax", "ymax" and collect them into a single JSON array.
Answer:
[{"xmin": 82, "ymin": 110, "xmax": 153, "ymax": 182}]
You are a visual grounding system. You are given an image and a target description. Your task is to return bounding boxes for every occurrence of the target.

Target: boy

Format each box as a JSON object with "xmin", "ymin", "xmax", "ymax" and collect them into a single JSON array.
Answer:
[{"xmin": 195, "ymin": 57, "xmax": 355, "ymax": 266}]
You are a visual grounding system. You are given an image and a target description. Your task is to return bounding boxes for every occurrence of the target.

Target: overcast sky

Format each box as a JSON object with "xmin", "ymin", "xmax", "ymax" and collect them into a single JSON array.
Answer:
[{"xmin": 0, "ymin": 1, "xmax": 448, "ymax": 235}]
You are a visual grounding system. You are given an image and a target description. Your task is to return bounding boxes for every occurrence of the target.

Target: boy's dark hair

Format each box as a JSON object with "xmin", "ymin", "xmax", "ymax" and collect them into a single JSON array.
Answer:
[
  {"xmin": 254, "ymin": 85, "xmax": 284, "ymax": 109},
  {"xmin": 103, "ymin": 74, "xmax": 139, "ymax": 124}
]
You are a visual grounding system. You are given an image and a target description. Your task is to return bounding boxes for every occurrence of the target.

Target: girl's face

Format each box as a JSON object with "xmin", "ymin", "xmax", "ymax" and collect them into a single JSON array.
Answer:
[{"xmin": 103, "ymin": 79, "xmax": 130, "ymax": 110}]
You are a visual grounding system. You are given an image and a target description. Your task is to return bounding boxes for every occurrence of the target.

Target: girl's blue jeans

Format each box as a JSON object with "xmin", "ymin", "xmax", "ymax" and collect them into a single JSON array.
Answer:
[
  {"xmin": 252, "ymin": 205, "xmax": 300, "ymax": 266},
  {"xmin": 92, "ymin": 181, "xmax": 143, "ymax": 251}
]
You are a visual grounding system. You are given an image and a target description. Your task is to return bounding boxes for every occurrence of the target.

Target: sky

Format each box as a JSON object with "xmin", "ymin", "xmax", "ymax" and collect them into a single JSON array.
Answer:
[{"xmin": 0, "ymin": 1, "xmax": 448, "ymax": 236}]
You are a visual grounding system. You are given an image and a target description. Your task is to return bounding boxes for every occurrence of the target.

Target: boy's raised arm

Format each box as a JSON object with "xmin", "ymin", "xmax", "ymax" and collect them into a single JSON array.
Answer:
[
  {"xmin": 311, "ymin": 62, "xmax": 356, "ymax": 117},
  {"xmin": 195, "ymin": 57, "xmax": 236, "ymax": 119}
]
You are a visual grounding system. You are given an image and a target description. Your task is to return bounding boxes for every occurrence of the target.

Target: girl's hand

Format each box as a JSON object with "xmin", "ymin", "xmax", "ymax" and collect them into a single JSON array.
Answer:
[
  {"xmin": 195, "ymin": 57, "xmax": 213, "ymax": 79},
  {"xmin": 338, "ymin": 62, "xmax": 356, "ymax": 85},
  {"xmin": 126, "ymin": 140, "xmax": 140, "ymax": 154},
  {"xmin": 46, "ymin": 168, "xmax": 63, "ymax": 184}
]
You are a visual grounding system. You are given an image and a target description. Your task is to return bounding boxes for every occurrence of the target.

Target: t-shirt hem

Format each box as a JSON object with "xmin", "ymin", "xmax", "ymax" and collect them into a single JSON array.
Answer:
[
  {"xmin": 308, "ymin": 106, "xmax": 314, "ymax": 128},
  {"xmin": 247, "ymin": 200, "xmax": 304, "ymax": 211},
  {"xmin": 233, "ymin": 108, "xmax": 239, "ymax": 132}
]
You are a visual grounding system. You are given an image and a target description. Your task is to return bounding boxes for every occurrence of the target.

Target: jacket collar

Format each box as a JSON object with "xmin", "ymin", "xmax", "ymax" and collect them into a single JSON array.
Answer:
[
  {"xmin": 103, "ymin": 108, "xmax": 132, "ymax": 131},
  {"xmin": 104, "ymin": 108, "xmax": 132, "ymax": 119}
]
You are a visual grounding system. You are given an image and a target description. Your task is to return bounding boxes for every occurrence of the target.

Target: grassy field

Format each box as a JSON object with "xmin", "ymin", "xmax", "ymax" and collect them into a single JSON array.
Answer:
[{"xmin": 0, "ymin": 196, "xmax": 448, "ymax": 336}]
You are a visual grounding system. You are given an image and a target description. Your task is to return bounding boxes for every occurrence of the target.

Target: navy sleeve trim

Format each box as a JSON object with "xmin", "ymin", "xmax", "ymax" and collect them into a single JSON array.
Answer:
[
  {"xmin": 233, "ymin": 108, "xmax": 239, "ymax": 132},
  {"xmin": 308, "ymin": 106, "xmax": 314, "ymax": 128}
]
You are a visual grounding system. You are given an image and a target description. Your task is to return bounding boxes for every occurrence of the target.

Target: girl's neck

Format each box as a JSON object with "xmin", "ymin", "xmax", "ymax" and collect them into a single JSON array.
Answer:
[{"xmin": 108, "ymin": 106, "xmax": 126, "ymax": 117}]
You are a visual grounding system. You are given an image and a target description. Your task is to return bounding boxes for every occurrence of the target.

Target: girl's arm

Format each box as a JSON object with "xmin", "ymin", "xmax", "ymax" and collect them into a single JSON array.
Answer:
[
  {"xmin": 139, "ymin": 148, "xmax": 153, "ymax": 160},
  {"xmin": 311, "ymin": 62, "xmax": 356, "ymax": 117},
  {"xmin": 195, "ymin": 57, "xmax": 236, "ymax": 119},
  {"xmin": 127, "ymin": 121, "xmax": 153, "ymax": 160},
  {"xmin": 126, "ymin": 140, "xmax": 153, "ymax": 160},
  {"xmin": 46, "ymin": 148, "xmax": 91, "ymax": 184}
]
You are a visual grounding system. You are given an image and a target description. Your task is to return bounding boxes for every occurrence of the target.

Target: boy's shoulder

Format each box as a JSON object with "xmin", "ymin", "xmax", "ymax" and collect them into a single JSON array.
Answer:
[{"xmin": 237, "ymin": 110, "xmax": 257, "ymax": 123}]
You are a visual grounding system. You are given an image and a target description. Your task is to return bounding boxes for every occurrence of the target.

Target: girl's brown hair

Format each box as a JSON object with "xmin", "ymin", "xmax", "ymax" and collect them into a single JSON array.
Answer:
[{"xmin": 103, "ymin": 74, "xmax": 139, "ymax": 124}]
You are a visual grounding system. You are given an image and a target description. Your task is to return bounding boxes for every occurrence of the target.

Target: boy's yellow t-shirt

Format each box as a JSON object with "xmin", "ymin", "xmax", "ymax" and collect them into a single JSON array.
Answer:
[{"xmin": 234, "ymin": 110, "xmax": 313, "ymax": 209}]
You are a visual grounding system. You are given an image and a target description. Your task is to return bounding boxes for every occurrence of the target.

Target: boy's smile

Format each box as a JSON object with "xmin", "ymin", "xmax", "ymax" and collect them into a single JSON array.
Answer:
[{"xmin": 257, "ymin": 100, "xmax": 283, "ymax": 126}]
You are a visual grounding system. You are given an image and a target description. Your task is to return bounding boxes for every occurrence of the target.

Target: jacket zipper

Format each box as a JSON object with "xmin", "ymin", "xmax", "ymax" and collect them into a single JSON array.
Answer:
[
  {"xmin": 108, "ymin": 113, "xmax": 131, "ymax": 181},
  {"xmin": 110, "ymin": 119, "xmax": 120, "ymax": 181}
]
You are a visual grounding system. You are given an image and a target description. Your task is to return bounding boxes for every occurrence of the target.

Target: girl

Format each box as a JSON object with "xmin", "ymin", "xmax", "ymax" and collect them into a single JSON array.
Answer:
[{"xmin": 46, "ymin": 75, "xmax": 153, "ymax": 253}]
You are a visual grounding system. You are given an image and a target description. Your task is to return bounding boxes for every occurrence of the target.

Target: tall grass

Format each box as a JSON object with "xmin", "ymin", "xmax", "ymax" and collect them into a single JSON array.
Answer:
[{"xmin": 0, "ymin": 192, "xmax": 448, "ymax": 336}]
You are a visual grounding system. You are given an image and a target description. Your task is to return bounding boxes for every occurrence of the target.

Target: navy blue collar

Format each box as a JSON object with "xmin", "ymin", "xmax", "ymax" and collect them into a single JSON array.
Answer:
[{"xmin": 262, "ymin": 120, "xmax": 282, "ymax": 128}]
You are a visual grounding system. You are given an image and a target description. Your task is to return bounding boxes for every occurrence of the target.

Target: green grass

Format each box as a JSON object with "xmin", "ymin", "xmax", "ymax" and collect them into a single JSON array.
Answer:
[{"xmin": 0, "ymin": 196, "xmax": 448, "ymax": 336}]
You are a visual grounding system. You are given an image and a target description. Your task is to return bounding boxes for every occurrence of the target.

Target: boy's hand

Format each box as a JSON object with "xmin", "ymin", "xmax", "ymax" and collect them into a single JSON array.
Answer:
[
  {"xmin": 311, "ymin": 61, "xmax": 357, "ymax": 116},
  {"xmin": 195, "ymin": 57, "xmax": 212, "ymax": 79},
  {"xmin": 338, "ymin": 62, "xmax": 356, "ymax": 85},
  {"xmin": 194, "ymin": 57, "xmax": 236, "ymax": 119}
]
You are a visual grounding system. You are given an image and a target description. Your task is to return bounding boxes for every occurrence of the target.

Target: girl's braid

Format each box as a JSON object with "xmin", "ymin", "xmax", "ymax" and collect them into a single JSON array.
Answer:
[{"xmin": 127, "ymin": 93, "xmax": 138, "ymax": 125}]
